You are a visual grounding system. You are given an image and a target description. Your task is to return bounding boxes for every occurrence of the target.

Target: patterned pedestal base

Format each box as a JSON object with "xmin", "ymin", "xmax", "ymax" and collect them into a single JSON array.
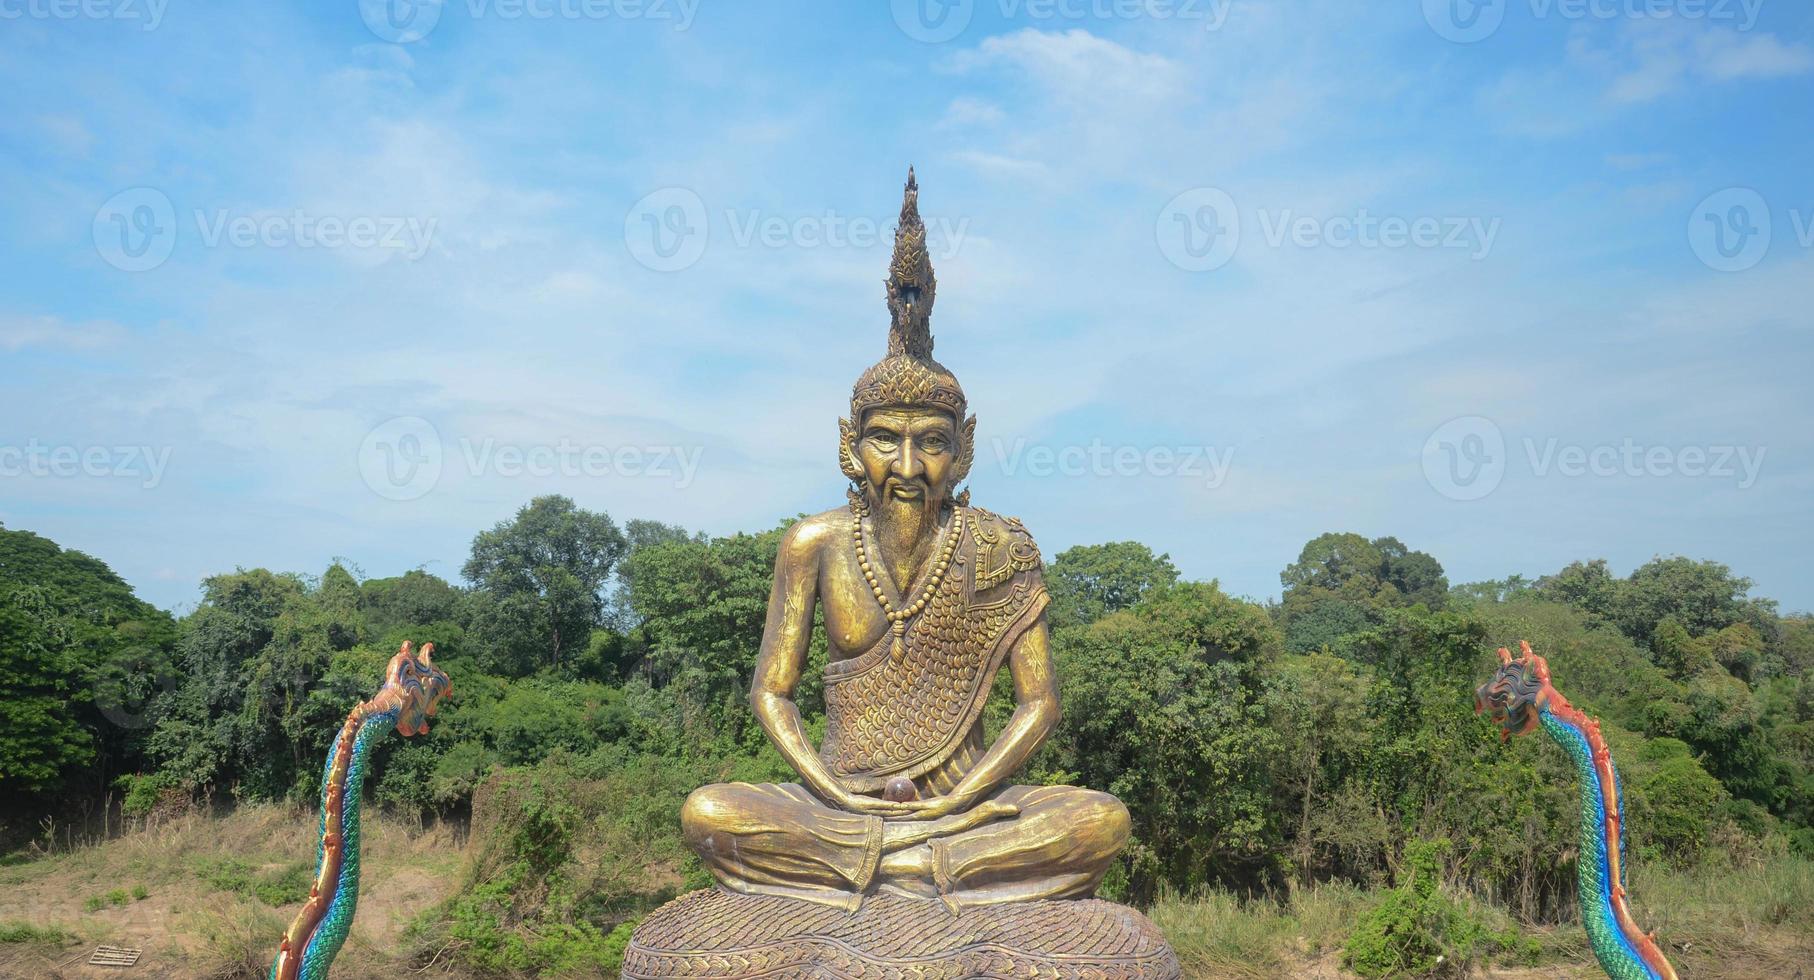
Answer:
[{"xmin": 622, "ymin": 888, "xmax": 1181, "ymax": 980}]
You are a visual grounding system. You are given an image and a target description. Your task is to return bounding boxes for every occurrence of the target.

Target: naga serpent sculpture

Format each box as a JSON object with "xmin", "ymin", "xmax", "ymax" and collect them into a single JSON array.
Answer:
[
  {"xmin": 270, "ymin": 641, "xmax": 450, "ymax": 980},
  {"xmin": 1476, "ymin": 641, "xmax": 1678, "ymax": 980}
]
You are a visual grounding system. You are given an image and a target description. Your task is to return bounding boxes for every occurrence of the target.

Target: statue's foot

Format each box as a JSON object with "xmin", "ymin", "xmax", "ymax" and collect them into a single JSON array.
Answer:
[{"xmin": 880, "ymin": 801, "xmax": 1018, "ymax": 853}]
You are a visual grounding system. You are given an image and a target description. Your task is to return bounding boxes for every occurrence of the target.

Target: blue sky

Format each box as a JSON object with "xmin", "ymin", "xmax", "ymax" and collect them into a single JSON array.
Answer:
[{"xmin": 2, "ymin": 0, "xmax": 1811, "ymax": 614}]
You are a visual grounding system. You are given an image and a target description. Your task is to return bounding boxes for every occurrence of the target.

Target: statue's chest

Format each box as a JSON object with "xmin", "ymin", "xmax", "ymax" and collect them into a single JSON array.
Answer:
[
  {"xmin": 821, "ymin": 550, "xmax": 922, "ymax": 656},
  {"xmin": 816, "ymin": 516, "xmax": 1046, "ymax": 789},
  {"xmin": 819, "ymin": 514, "xmax": 1033, "ymax": 658}
]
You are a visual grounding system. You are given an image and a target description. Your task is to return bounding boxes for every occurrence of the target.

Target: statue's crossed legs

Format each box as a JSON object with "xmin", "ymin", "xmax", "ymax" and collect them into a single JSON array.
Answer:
[{"xmin": 682, "ymin": 782, "xmax": 1130, "ymax": 913}]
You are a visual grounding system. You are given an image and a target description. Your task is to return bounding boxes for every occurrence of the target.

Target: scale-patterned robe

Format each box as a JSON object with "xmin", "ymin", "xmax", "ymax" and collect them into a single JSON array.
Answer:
[{"xmin": 681, "ymin": 507, "xmax": 1130, "ymax": 911}]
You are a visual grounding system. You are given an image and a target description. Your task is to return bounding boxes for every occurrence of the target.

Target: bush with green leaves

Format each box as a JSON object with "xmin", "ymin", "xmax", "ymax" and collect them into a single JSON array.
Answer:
[{"xmin": 1343, "ymin": 839, "xmax": 1530, "ymax": 979}]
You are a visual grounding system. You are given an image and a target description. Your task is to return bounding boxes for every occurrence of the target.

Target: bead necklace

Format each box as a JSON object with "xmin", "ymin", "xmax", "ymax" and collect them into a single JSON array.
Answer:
[{"xmin": 850, "ymin": 496, "xmax": 964, "ymax": 663}]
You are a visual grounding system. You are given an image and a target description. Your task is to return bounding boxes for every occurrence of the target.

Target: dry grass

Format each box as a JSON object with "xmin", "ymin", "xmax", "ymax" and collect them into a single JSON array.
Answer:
[
  {"xmin": 1149, "ymin": 858, "xmax": 1814, "ymax": 979},
  {"xmin": 4, "ymin": 808, "xmax": 1810, "ymax": 979},
  {"xmin": 0, "ymin": 804, "xmax": 464, "ymax": 979},
  {"xmin": 1150, "ymin": 884, "xmax": 1372, "ymax": 980}
]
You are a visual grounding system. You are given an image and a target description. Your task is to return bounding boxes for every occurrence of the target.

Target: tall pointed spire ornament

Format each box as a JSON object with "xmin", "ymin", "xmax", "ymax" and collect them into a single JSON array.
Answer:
[
  {"xmin": 848, "ymin": 169, "xmax": 967, "ymax": 421},
  {"xmin": 885, "ymin": 167, "xmax": 937, "ymax": 359}
]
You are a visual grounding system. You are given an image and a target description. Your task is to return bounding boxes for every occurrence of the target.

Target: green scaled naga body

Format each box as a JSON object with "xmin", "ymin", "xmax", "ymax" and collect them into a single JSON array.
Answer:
[
  {"xmin": 270, "ymin": 641, "xmax": 450, "ymax": 980},
  {"xmin": 1476, "ymin": 641, "xmax": 1678, "ymax": 980}
]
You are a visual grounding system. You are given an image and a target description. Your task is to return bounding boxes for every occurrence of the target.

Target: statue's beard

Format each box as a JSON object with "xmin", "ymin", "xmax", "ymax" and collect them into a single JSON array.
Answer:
[{"xmin": 866, "ymin": 479, "xmax": 946, "ymax": 572}]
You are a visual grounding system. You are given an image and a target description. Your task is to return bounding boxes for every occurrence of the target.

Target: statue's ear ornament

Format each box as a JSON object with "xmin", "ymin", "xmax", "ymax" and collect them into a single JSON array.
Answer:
[
  {"xmin": 838, "ymin": 417, "xmax": 864, "ymax": 483},
  {"xmin": 951, "ymin": 414, "xmax": 978, "ymax": 485}
]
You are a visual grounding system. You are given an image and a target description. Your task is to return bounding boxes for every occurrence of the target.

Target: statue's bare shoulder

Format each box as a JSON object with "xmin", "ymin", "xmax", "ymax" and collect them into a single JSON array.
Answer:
[{"xmin": 778, "ymin": 507, "xmax": 856, "ymax": 570}]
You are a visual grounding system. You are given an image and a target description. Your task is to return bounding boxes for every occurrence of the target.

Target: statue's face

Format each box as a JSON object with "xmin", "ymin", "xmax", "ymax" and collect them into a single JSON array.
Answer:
[{"xmin": 856, "ymin": 407, "xmax": 959, "ymax": 508}]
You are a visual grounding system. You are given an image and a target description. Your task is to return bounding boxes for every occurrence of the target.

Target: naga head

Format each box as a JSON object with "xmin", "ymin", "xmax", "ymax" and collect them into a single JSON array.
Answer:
[
  {"xmin": 378, "ymin": 640, "xmax": 451, "ymax": 736},
  {"xmin": 1475, "ymin": 639, "xmax": 1555, "ymax": 742}
]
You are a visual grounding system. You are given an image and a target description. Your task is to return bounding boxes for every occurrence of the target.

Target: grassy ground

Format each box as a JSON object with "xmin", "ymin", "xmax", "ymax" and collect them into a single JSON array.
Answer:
[
  {"xmin": 2, "ymin": 808, "xmax": 1808, "ymax": 978},
  {"xmin": 0, "ymin": 806, "xmax": 462, "ymax": 979},
  {"xmin": 1149, "ymin": 857, "xmax": 1814, "ymax": 979}
]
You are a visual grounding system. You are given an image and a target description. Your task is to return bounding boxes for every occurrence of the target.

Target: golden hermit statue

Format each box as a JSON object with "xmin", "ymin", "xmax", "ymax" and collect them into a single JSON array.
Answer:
[{"xmin": 680, "ymin": 170, "xmax": 1130, "ymax": 914}]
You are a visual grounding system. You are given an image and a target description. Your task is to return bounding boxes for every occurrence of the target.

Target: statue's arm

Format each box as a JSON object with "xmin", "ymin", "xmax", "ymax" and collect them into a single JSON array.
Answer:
[
  {"xmin": 749, "ymin": 519, "xmax": 914, "ymax": 817},
  {"xmin": 938, "ymin": 617, "xmax": 1059, "ymax": 811}
]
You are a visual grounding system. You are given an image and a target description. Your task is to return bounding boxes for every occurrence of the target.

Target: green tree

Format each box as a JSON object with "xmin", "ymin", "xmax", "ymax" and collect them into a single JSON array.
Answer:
[
  {"xmin": 1281, "ymin": 533, "xmax": 1385, "ymax": 596},
  {"xmin": 463, "ymin": 496, "xmax": 627, "ymax": 672},
  {"xmin": 1266, "ymin": 652, "xmax": 1373, "ymax": 876},
  {"xmin": 1613, "ymin": 556, "xmax": 1774, "ymax": 650},
  {"xmin": 1374, "ymin": 536, "xmax": 1449, "ymax": 610},
  {"xmin": 622, "ymin": 523, "xmax": 794, "ymax": 752},
  {"xmin": 0, "ymin": 527, "xmax": 178, "ymax": 799},
  {"xmin": 1052, "ymin": 581, "xmax": 1281, "ymax": 900},
  {"xmin": 359, "ymin": 569, "xmax": 462, "ymax": 640},
  {"xmin": 1045, "ymin": 541, "xmax": 1180, "ymax": 629},
  {"xmin": 1275, "ymin": 533, "xmax": 1447, "ymax": 653},
  {"xmin": 1534, "ymin": 559, "xmax": 1620, "ymax": 624},
  {"xmin": 0, "ymin": 592, "xmax": 93, "ymax": 793}
]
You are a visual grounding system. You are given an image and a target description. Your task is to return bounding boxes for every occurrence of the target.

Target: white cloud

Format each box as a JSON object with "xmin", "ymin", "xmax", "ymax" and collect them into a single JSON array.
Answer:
[
  {"xmin": 1492, "ymin": 19, "xmax": 1814, "ymax": 124},
  {"xmin": 1696, "ymin": 31, "xmax": 1814, "ymax": 81},
  {"xmin": 0, "ymin": 314, "xmax": 128, "ymax": 352},
  {"xmin": 946, "ymin": 28, "xmax": 1187, "ymax": 108},
  {"xmin": 947, "ymin": 149, "xmax": 1050, "ymax": 181}
]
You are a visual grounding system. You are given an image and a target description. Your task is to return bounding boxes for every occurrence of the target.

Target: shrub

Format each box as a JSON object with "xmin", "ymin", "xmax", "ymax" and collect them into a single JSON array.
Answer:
[
  {"xmin": 194, "ymin": 857, "xmax": 313, "ymax": 906},
  {"xmin": 115, "ymin": 772, "xmax": 171, "ymax": 818},
  {"xmin": 1343, "ymin": 839, "xmax": 1529, "ymax": 978},
  {"xmin": 0, "ymin": 921, "xmax": 74, "ymax": 945}
]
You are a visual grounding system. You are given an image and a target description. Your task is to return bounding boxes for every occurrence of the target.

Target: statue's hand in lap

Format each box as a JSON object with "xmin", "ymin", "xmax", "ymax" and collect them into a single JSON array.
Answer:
[{"xmin": 884, "ymin": 794, "xmax": 1018, "ymax": 823}]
